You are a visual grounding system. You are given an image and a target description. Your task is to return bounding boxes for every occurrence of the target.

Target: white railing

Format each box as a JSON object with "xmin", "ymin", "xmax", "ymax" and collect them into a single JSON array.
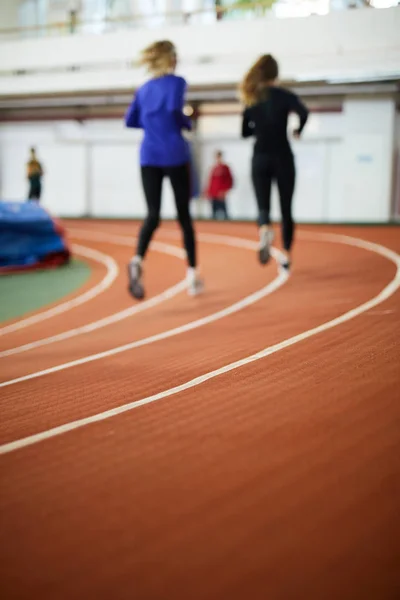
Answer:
[{"xmin": 0, "ymin": 0, "xmax": 396, "ymax": 41}]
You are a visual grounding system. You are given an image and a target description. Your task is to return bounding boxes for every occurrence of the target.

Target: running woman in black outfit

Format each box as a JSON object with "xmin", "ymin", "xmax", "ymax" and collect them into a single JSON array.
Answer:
[{"xmin": 240, "ymin": 54, "xmax": 308, "ymax": 270}]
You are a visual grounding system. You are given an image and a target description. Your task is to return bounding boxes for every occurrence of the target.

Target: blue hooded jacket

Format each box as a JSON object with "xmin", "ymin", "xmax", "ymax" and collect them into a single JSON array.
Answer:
[{"xmin": 125, "ymin": 74, "xmax": 192, "ymax": 168}]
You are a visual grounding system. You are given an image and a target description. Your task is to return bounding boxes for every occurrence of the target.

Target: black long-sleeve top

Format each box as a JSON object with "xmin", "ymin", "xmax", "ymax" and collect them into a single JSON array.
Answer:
[{"xmin": 242, "ymin": 87, "xmax": 309, "ymax": 156}]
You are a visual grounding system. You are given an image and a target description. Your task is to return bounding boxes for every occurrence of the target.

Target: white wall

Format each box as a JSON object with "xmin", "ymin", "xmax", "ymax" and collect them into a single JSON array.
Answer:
[
  {"xmin": 393, "ymin": 111, "xmax": 400, "ymax": 219},
  {"xmin": 0, "ymin": 119, "xmax": 182, "ymax": 218},
  {"xmin": 0, "ymin": 7, "xmax": 399, "ymax": 95},
  {"xmin": 1, "ymin": 98, "xmax": 396, "ymax": 223},
  {"xmin": 0, "ymin": 122, "xmax": 87, "ymax": 215},
  {"xmin": 196, "ymin": 112, "xmax": 343, "ymax": 223},
  {"xmin": 328, "ymin": 99, "xmax": 395, "ymax": 222}
]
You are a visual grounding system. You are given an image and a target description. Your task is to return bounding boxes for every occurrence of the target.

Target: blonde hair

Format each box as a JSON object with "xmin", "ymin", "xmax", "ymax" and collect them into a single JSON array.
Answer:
[
  {"xmin": 139, "ymin": 40, "xmax": 177, "ymax": 77},
  {"xmin": 239, "ymin": 54, "xmax": 279, "ymax": 106}
]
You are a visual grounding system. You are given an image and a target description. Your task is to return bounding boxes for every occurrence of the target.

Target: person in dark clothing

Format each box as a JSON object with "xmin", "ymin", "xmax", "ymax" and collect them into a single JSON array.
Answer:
[
  {"xmin": 125, "ymin": 40, "xmax": 203, "ymax": 299},
  {"xmin": 215, "ymin": 0, "xmax": 223, "ymax": 20},
  {"xmin": 26, "ymin": 147, "xmax": 43, "ymax": 201},
  {"xmin": 240, "ymin": 54, "xmax": 308, "ymax": 270}
]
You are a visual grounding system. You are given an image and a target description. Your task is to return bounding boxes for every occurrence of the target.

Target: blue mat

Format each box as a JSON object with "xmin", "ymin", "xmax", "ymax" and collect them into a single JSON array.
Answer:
[{"xmin": 0, "ymin": 201, "xmax": 70, "ymax": 271}]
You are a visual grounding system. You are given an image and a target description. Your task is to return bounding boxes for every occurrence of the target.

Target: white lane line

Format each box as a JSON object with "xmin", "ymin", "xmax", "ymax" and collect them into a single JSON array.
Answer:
[
  {"xmin": 0, "ymin": 232, "xmax": 187, "ymax": 358},
  {"xmin": 0, "ymin": 232, "xmax": 398, "ymax": 455},
  {"xmin": 0, "ymin": 281, "xmax": 188, "ymax": 358},
  {"xmin": 0, "ymin": 244, "xmax": 118, "ymax": 336},
  {"xmin": 0, "ymin": 243, "xmax": 288, "ymax": 388},
  {"xmin": 68, "ymin": 229, "xmax": 186, "ymax": 260},
  {"xmin": 0, "ymin": 228, "xmax": 268, "ymax": 358}
]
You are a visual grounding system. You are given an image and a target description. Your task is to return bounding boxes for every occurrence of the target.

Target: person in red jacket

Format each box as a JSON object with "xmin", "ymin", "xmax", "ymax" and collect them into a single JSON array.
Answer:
[{"xmin": 205, "ymin": 151, "xmax": 234, "ymax": 220}]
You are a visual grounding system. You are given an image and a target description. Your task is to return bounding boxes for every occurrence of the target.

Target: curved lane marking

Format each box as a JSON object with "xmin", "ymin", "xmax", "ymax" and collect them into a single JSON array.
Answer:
[
  {"xmin": 0, "ymin": 244, "xmax": 118, "ymax": 336},
  {"xmin": 0, "ymin": 232, "xmax": 398, "ymax": 454}
]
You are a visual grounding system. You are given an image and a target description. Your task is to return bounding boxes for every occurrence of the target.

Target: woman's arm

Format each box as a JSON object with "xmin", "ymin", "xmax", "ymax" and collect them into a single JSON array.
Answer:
[
  {"xmin": 242, "ymin": 109, "xmax": 254, "ymax": 138},
  {"xmin": 288, "ymin": 92, "xmax": 309, "ymax": 136},
  {"xmin": 169, "ymin": 77, "xmax": 192, "ymax": 131},
  {"xmin": 225, "ymin": 165, "xmax": 234, "ymax": 189},
  {"xmin": 125, "ymin": 93, "xmax": 142, "ymax": 129}
]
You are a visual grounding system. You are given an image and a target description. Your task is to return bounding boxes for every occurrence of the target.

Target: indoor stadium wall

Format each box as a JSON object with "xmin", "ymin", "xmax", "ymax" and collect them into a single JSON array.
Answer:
[
  {"xmin": 0, "ymin": 8, "xmax": 399, "ymax": 95},
  {"xmin": 0, "ymin": 102, "xmax": 396, "ymax": 223},
  {"xmin": 0, "ymin": 6, "xmax": 399, "ymax": 222}
]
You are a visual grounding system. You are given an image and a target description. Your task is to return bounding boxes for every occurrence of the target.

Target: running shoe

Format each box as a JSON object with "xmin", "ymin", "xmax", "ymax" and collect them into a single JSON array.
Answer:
[
  {"xmin": 259, "ymin": 228, "xmax": 274, "ymax": 265},
  {"xmin": 127, "ymin": 260, "xmax": 145, "ymax": 300},
  {"xmin": 187, "ymin": 274, "xmax": 204, "ymax": 297}
]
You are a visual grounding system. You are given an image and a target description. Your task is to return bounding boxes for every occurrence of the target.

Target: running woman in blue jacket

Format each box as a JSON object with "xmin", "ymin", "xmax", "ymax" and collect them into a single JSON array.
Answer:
[{"xmin": 125, "ymin": 40, "xmax": 203, "ymax": 299}]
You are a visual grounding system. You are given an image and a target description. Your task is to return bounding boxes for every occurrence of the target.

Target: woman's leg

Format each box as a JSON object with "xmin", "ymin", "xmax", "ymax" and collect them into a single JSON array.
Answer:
[
  {"xmin": 168, "ymin": 164, "xmax": 196, "ymax": 267},
  {"xmin": 276, "ymin": 156, "xmax": 296, "ymax": 268},
  {"xmin": 168, "ymin": 164, "xmax": 203, "ymax": 295},
  {"xmin": 251, "ymin": 155, "xmax": 274, "ymax": 265},
  {"xmin": 128, "ymin": 166, "xmax": 163, "ymax": 300},
  {"xmin": 136, "ymin": 166, "xmax": 163, "ymax": 259}
]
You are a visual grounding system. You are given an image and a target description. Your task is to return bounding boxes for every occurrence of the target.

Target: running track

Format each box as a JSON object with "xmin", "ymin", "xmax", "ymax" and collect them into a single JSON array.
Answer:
[{"xmin": 1, "ymin": 220, "xmax": 399, "ymax": 600}]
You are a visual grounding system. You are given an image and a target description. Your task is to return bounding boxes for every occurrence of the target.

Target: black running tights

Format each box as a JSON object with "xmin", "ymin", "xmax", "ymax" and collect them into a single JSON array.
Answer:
[
  {"xmin": 251, "ymin": 154, "xmax": 296, "ymax": 251},
  {"xmin": 137, "ymin": 164, "xmax": 196, "ymax": 267}
]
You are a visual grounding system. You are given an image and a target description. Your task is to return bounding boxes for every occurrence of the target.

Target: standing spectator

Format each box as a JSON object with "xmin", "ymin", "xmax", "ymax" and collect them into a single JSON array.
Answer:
[
  {"xmin": 26, "ymin": 147, "xmax": 43, "ymax": 201},
  {"xmin": 205, "ymin": 150, "xmax": 234, "ymax": 220},
  {"xmin": 68, "ymin": 0, "xmax": 80, "ymax": 34},
  {"xmin": 215, "ymin": 0, "xmax": 223, "ymax": 20}
]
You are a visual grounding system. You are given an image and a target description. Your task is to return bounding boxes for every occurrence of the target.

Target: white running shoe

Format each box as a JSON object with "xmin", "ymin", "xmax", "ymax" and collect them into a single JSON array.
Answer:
[
  {"xmin": 188, "ymin": 278, "xmax": 204, "ymax": 297},
  {"xmin": 187, "ymin": 269, "xmax": 204, "ymax": 297}
]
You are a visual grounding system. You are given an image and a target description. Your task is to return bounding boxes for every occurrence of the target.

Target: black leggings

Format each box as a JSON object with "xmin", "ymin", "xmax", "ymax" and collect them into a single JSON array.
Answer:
[
  {"xmin": 137, "ymin": 164, "xmax": 196, "ymax": 267},
  {"xmin": 28, "ymin": 180, "xmax": 41, "ymax": 200},
  {"xmin": 251, "ymin": 153, "xmax": 296, "ymax": 251},
  {"xmin": 211, "ymin": 198, "xmax": 229, "ymax": 220}
]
